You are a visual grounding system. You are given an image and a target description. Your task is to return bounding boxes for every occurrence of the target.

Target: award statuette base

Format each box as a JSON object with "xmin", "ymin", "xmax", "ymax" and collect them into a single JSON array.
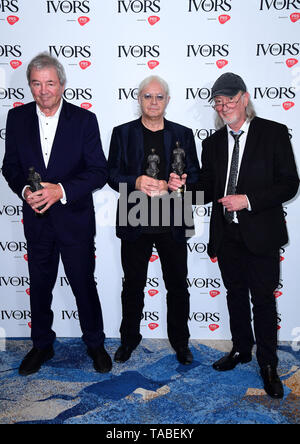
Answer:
[{"xmin": 176, "ymin": 184, "xmax": 185, "ymax": 197}]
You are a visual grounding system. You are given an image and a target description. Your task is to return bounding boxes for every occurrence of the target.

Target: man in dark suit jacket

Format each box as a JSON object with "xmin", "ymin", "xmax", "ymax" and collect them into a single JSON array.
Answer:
[
  {"xmin": 169, "ymin": 72, "xmax": 299, "ymax": 398},
  {"xmin": 108, "ymin": 75, "xmax": 200, "ymax": 365},
  {"xmin": 2, "ymin": 52, "xmax": 112, "ymax": 375}
]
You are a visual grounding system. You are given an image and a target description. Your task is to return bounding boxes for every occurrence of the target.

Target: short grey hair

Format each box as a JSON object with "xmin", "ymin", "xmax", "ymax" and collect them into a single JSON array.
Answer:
[
  {"xmin": 26, "ymin": 52, "xmax": 66, "ymax": 86},
  {"xmin": 138, "ymin": 75, "xmax": 170, "ymax": 98},
  {"xmin": 214, "ymin": 93, "xmax": 256, "ymax": 130},
  {"xmin": 137, "ymin": 75, "xmax": 170, "ymax": 117}
]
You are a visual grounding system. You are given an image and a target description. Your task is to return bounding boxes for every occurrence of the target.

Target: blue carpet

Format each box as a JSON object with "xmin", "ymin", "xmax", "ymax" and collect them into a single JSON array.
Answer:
[{"xmin": 0, "ymin": 338, "xmax": 299, "ymax": 425}]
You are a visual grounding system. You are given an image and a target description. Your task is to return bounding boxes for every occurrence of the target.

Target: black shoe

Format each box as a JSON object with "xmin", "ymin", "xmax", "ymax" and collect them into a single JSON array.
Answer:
[
  {"xmin": 114, "ymin": 344, "xmax": 136, "ymax": 363},
  {"xmin": 260, "ymin": 365, "xmax": 284, "ymax": 399},
  {"xmin": 176, "ymin": 346, "xmax": 193, "ymax": 365},
  {"xmin": 213, "ymin": 349, "xmax": 252, "ymax": 371},
  {"xmin": 19, "ymin": 346, "xmax": 54, "ymax": 376},
  {"xmin": 87, "ymin": 346, "xmax": 112, "ymax": 373}
]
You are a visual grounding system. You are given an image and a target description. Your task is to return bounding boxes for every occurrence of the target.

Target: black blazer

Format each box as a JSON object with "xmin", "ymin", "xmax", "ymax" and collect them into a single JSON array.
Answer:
[
  {"xmin": 189, "ymin": 117, "xmax": 299, "ymax": 256},
  {"xmin": 108, "ymin": 118, "xmax": 201, "ymax": 242},
  {"xmin": 2, "ymin": 100, "xmax": 108, "ymax": 245}
]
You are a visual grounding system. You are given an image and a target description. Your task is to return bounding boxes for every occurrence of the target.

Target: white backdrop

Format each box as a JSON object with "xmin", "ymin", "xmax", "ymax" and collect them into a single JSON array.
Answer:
[{"xmin": 0, "ymin": 0, "xmax": 299, "ymax": 342}]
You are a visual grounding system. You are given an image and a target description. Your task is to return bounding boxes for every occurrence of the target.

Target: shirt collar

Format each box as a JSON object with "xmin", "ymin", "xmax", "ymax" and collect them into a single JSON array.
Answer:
[
  {"xmin": 226, "ymin": 119, "xmax": 250, "ymax": 137},
  {"xmin": 36, "ymin": 98, "xmax": 63, "ymax": 119}
]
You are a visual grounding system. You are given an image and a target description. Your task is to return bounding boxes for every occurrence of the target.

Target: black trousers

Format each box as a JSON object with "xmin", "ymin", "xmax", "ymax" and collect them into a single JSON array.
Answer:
[
  {"xmin": 217, "ymin": 223, "xmax": 280, "ymax": 368},
  {"xmin": 27, "ymin": 217, "xmax": 105, "ymax": 350},
  {"xmin": 120, "ymin": 232, "xmax": 190, "ymax": 350}
]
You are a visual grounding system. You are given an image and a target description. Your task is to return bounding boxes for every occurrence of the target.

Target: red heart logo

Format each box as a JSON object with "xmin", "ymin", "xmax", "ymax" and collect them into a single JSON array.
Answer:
[
  {"xmin": 148, "ymin": 60, "xmax": 159, "ymax": 70},
  {"xmin": 210, "ymin": 257, "xmax": 218, "ymax": 263},
  {"xmin": 216, "ymin": 59, "xmax": 228, "ymax": 69},
  {"xmin": 28, "ymin": 322, "xmax": 32, "ymax": 329},
  {"xmin": 24, "ymin": 254, "xmax": 28, "ymax": 261},
  {"xmin": 81, "ymin": 103, "xmax": 92, "ymax": 109},
  {"xmin": 290, "ymin": 12, "xmax": 300, "ymax": 23},
  {"xmin": 148, "ymin": 322, "xmax": 159, "ymax": 330},
  {"xmin": 282, "ymin": 102, "xmax": 294, "ymax": 111},
  {"xmin": 280, "ymin": 255, "xmax": 285, "ymax": 261},
  {"xmin": 274, "ymin": 291, "xmax": 282, "ymax": 298},
  {"xmin": 218, "ymin": 14, "xmax": 231, "ymax": 24},
  {"xmin": 79, "ymin": 60, "xmax": 91, "ymax": 70},
  {"xmin": 148, "ymin": 15, "xmax": 160, "ymax": 26},
  {"xmin": 13, "ymin": 102, "xmax": 24, "ymax": 107},
  {"xmin": 277, "ymin": 325, "xmax": 281, "ymax": 330},
  {"xmin": 286, "ymin": 58, "xmax": 298, "ymax": 68},
  {"xmin": 78, "ymin": 16, "xmax": 90, "ymax": 26},
  {"xmin": 10, "ymin": 60, "xmax": 22, "ymax": 69},
  {"xmin": 209, "ymin": 290, "xmax": 220, "ymax": 298},
  {"xmin": 209, "ymin": 324, "xmax": 219, "ymax": 331},
  {"xmin": 7, "ymin": 15, "xmax": 19, "ymax": 25},
  {"xmin": 26, "ymin": 288, "xmax": 30, "ymax": 296},
  {"xmin": 148, "ymin": 289, "xmax": 159, "ymax": 297},
  {"xmin": 149, "ymin": 254, "xmax": 159, "ymax": 262}
]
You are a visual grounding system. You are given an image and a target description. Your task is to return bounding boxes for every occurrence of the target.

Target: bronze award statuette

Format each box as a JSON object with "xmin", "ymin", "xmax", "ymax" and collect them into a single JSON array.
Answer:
[
  {"xmin": 171, "ymin": 141, "xmax": 186, "ymax": 196},
  {"xmin": 27, "ymin": 166, "xmax": 46, "ymax": 212},
  {"xmin": 146, "ymin": 148, "xmax": 160, "ymax": 180}
]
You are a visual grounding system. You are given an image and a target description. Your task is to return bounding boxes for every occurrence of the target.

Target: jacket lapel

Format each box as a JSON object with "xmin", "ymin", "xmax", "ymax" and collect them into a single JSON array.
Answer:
[
  {"xmin": 26, "ymin": 102, "xmax": 47, "ymax": 176},
  {"xmin": 163, "ymin": 119, "xmax": 173, "ymax": 177},
  {"xmin": 131, "ymin": 119, "xmax": 144, "ymax": 176},
  {"xmin": 237, "ymin": 117, "xmax": 258, "ymax": 189},
  {"xmin": 217, "ymin": 126, "xmax": 229, "ymax": 196},
  {"xmin": 45, "ymin": 99, "xmax": 68, "ymax": 174}
]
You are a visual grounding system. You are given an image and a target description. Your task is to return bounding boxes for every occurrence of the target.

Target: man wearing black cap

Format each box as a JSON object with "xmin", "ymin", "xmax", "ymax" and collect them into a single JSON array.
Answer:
[{"xmin": 169, "ymin": 72, "xmax": 299, "ymax": 398}]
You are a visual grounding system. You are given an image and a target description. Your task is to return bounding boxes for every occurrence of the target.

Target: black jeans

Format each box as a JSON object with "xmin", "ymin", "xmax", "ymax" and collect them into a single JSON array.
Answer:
[
  {"xmin": 217, "ymin": 222, "xmax": 280, "ymax": 368},
  {"xmin": 120, "ymin": 232, "xmax": 190, "ymax": 350}
]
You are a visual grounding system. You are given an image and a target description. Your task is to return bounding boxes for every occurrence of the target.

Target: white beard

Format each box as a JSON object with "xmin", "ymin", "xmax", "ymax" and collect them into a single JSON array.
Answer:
[{"xmin": 221, "ymin": 112, "xmax": 240, "ymax": 126}]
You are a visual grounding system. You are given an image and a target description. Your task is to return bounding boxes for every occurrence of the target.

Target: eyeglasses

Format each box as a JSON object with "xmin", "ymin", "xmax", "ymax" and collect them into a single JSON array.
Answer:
[
  {"xmin": 212, "ymin": 93, "xmax": 243, "ymax": 110},
  {"xmin": 142, "ymin": 93, "xmax": 166, "ymax": 102}
]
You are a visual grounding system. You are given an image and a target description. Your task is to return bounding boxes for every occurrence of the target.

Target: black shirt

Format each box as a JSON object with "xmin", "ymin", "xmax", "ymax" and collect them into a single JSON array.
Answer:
[
  {"xmin": 141, "ymin": 124, "xmax": 170, "ymax": 233},
  {"xmin": 142, "ymin": 125, "xmax": 165, "ymax": 180}
]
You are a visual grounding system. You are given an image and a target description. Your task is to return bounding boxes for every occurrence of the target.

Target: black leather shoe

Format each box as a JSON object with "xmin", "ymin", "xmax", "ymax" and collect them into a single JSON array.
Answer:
[
  {"xmin": 213, "ymin": 349, "xmax": 252, "ymax": 371},
  {"xmin": 19, "ymin": 346, "xmax": 54, "ymax": 376},
  {"xmin": 87, "ymin": 346, "xmax": 112, "ymax": 373},
  {"xmin": 114, "ymin": 345, "xmax": 135, "ymax": 363},
  {"xmin": 260, "ymin": 365, "xmax": 284, "ymax": 399},
  {"xmin": 176, "ymin": 346, "xmax": 193, "ymax": 365}
]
